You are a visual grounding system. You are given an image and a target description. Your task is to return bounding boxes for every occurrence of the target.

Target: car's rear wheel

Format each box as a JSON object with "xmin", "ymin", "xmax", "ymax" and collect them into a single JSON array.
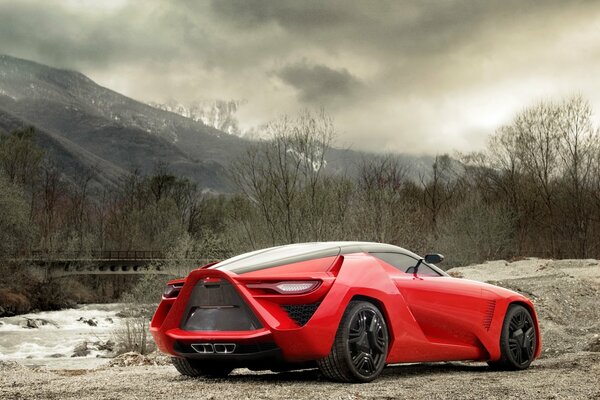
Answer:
[
  {"xmin": 317, "ymin": 300, "xmax": 389, "ymax": 382},
  {"xmin": 488, "ymin": 304, "xmax": 537, "ymax": 370},
  {"xmin": 171, "ymin": 357, "xmax": 234, "ymax": 377}
]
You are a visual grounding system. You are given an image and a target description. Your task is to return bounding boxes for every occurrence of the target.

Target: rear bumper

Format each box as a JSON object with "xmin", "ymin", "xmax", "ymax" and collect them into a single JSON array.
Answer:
[
  {"xmin": 173, "ymin": 340, "xmax": 283, "ymax": 363},
  {"xmin": 150, "ymin": 269, "xmax": 343, "ymax": 364}
]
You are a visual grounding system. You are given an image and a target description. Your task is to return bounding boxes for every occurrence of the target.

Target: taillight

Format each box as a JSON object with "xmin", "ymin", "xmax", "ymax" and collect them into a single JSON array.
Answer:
[
  {"xmin": 246, "ymin": 280, "xmax": 320, "ymax": 294},
  {"xmin": 163, "ymin": 283, "xmax": 183, "ymax": 298}
]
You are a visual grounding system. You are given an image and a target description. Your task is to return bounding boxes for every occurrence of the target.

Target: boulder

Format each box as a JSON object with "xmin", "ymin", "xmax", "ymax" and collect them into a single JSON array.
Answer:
[
  {"xmin": 24, "ymin": 318, "xmax": 40, "ymax": 329},
  {"xmin": 586, "ymin": 335, "xmax": 600, "ymax": 352},
  {"xmin": 23, "ymin": 318, "xmax": 57, "ymax": 329},
  {"xmin": 71, "ymin": 342, "xmax": 90, "ymax": 357},
  {"xmin": 95, "ymin": 340, "xmax": 115, "ymax": 352},
  {"xmin": 77, "ymin": 317, "xmax": 98, "ymax": 327}
]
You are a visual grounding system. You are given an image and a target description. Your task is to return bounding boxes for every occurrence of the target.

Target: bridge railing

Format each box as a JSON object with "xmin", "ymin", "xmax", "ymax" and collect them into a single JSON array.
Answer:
[{"xmin": 29, "ymin": 250, "xmax": 166, "ymax": 260}]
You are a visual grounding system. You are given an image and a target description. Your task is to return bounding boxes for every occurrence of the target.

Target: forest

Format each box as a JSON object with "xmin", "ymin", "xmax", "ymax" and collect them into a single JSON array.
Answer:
[{"xmin": 1, "ymin": 96, "xmax": 600, "ymax": 313}]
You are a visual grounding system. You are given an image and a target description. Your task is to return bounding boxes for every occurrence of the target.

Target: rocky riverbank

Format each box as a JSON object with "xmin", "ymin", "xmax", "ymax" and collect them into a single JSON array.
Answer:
[{"xmin": 1, "ymin": 258, "xmax": 599, "ymax": 399}]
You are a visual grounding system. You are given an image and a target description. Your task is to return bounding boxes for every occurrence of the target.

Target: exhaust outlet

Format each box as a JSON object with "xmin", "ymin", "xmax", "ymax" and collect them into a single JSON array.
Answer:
[
  {"xmin": 190, "ymin": 343, "xmax": 236, "ymax": 354},
  {"xmin": 191, "ymin": 343, "xmax": 214, "ymax": 353},
  {"xmin": 214, "ymin": 343, "xmax": 236, "ymax": 354}
]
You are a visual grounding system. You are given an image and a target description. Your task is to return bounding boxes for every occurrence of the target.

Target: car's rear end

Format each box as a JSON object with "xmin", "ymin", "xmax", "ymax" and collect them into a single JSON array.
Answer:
[{"xmin": 150, "ymin": 244, "xmax": 346, "ymax": 372}]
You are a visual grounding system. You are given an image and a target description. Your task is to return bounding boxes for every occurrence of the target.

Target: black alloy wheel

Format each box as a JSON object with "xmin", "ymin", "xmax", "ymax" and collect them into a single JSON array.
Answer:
[
  {"xmin": 488, "ymin": 304, "xmax": 537, "ymax": 370},
  {"xmin": 348, "ymin": 307, "xmax": 387, "ymax": 376},
  {"xmin": 318, "ymin": 301, "xmax": 389, "ymax": 382}
]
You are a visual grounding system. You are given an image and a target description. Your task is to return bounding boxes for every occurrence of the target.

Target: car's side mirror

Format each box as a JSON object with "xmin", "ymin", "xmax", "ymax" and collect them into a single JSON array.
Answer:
[{"xmin": 424, "ymin": 253, "xmax": 444, "ymax": 264}]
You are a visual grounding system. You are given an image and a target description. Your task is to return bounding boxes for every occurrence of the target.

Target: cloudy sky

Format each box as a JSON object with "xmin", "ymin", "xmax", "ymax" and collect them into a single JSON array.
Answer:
[{"xmin": 1, "ymin": 0, "xmax": 600, "ymax": 154}]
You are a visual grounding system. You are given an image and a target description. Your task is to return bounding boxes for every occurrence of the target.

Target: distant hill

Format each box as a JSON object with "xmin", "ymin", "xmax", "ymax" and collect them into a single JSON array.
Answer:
[{"xmin": 0, "ymin": 55, "xmax": 436, "ymax": 193}]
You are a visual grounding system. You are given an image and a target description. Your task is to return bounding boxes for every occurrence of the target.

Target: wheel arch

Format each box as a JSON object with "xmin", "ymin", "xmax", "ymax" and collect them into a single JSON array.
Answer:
[
  {"xmin": 349, "ymin": 294, "xmax": 394, "ymax": 352},
  {"xmin": 506, "ymin": 299, "xmax": 542, "ymax": 359}
]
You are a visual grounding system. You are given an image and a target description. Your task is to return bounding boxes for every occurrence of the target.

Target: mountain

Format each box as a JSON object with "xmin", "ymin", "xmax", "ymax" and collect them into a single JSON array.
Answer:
[
  {"xmin": 0, "ymin": 55, "xmax": 437, "ymax": 193},
  {"xmin": 149, "ymin": 100, "xmax": 244, "ymax": 137},
  {"xmin": 0, "ymin": 55, "xmax": 251, "ymax": 192}
]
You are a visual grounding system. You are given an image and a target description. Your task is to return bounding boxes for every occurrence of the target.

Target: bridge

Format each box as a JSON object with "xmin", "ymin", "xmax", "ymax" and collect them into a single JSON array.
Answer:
[{"xmin": 18, "ymin": 251, "xmax": 215, "ymax": 279}]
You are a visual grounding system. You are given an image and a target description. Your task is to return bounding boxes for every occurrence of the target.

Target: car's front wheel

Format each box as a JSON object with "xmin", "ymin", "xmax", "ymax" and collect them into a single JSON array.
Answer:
[
  {"xmin": 171, "ymin": 357, "xmax": 233, "ymax": 377},
  {"xmin": 317, "ymin": 300, "xmax": 389, "ymax": 382},
  {"xmin": 488, "ymin": 304, "xmax": 537, "ymax": 370}
]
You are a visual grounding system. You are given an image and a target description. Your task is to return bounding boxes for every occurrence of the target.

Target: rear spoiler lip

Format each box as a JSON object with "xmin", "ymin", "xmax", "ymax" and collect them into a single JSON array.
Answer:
[
  {"xmin": 166, "ymin": 261, "xmax": 220, "ymax": 285},
  {"xmin": 200, "ymin": 261, "xmax": 220, "ymax": 269}
]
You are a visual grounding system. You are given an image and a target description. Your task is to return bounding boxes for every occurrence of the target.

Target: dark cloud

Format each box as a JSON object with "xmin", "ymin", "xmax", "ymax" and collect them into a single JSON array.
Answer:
[
  {"xmin": 1, "ymin": 0, "xmax": 600, "ymax": 154},
  {"xmin": 0, "ymin": 1, "xmax": 182, "ymax": 68},
  {"xmin": 276, "ymin": 62, "xmax": 363, "ymax": 105},
  {"xmin": 209, "ymin": 0, "xmax": 351, "ymax": 30}
]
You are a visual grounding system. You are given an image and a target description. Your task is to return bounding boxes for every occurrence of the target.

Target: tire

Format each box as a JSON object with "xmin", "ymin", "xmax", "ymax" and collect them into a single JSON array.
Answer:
[
  {"xmin": 317, "ymin": 301, "xmax": 389, "ymax": 383},
  {"xmin": 488, "ymin": 304, "xmax": 537, "ymax": 370},
  {"xmin": 171, "ymin": 357, "xmax": 234, "ymax": 377}
]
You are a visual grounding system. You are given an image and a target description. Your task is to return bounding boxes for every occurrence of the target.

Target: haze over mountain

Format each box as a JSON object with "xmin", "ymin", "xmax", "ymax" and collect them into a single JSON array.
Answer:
[
  {"xmin": 0, "ymin": 55, "xmax": 435, "ymax": 192},
  {"xmin": 148, "ymin": 100, "xmax": 245, "ymax": 137}
]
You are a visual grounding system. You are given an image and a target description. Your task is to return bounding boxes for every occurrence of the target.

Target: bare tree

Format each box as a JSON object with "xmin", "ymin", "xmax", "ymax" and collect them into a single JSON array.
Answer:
[
  {"xmin": 555, "ymin": 96, "xmax": 598, "ymax": 257},
  {"xmin": 421, "ymin": 155, "xmax": 460, "ymax": 237},
  {"xmin": 229, "ymin": 110, "xmax": 346, "ymax": 246},
  {"xmin": 355, "ymin": 155, "xmax": 410, "ymax": 243},
  {"xmin": 512, "ymin": 101, "xmax": 562, "ymax": 255}
]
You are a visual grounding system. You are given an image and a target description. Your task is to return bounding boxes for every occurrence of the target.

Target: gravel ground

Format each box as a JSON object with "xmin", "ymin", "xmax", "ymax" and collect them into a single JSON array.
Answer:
[
  {"xmin": 1, "ymin": 258, "xmax": 599, "ymax": 399},
  {"xmin": 1, "ymin": 352, "xmax": 599, "ymax": 400}
]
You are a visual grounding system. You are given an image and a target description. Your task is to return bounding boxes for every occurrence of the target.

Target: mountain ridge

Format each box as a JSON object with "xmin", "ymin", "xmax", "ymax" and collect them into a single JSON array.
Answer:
[{"xmin": 0, "ymin": 55, "xmax": 437, "ymax": 193}]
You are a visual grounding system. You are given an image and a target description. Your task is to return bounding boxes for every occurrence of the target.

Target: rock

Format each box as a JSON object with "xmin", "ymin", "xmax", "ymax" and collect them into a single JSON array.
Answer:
[
  {"xmin": 96, "ymin": 340, "xmax": 115, "ymax": 352},
  {"xmin": 71, "ymin": 342, "xmax": 90, "ymax": 357},
  {"xmin": 0, "ymin": 305, "xmax": 5, "ymax": 317},
  {"xmin": 22, "ymin": 318, "xmax": 58, "ymax": 329},
  {"xmin": 105, "ymin": 317, "xmax": 114, "ymax": 323},
  {"xmin": 145, "ymin": 351, "xmax": 171, "ymax": 366},
  {"xmin": 586, "ymin": 336, "xmax": 600, "ymax": 352},
  {"xmin": 108, "ymin": 352, "xmax": 148, "ymax": 367},
  {"xmin": 108, "ymin": 351, "xmax": 170, "ymax": 367},
  {"xmin": 0, "ymin": 361, "xmax": 24, "ymax": 371},
  {"xmin": 77, "ymin": 317, "xmax": 98, "ymax": 327},
  {"xmin": 49, "ymin": 353, "xmax": 65, "ymax": 358},
  {"xmin": 24, "ymin": 318, "xmax": 40, "ymax": 329}
]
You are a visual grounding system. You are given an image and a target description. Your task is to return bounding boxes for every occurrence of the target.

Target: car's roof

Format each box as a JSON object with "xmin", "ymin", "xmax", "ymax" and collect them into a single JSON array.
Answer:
[{"xmin": 210, "ymin": 241, "xmax": 422, "ymax": 274}]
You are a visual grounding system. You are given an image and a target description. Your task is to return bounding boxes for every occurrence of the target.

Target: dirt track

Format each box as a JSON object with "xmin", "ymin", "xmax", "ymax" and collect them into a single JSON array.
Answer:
[
  {"xmin": 1, "ymin": 258, "xmax": 599, "ymax": 399},
  {"xmin": 1, "ymin": 352, "xmax": 599, "ymax": 399}
]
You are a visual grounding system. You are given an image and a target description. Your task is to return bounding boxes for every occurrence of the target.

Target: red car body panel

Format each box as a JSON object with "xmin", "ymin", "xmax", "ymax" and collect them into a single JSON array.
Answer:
[{"xmin": 151, "ymin": 244, "xmax": 541, "ymax": 367}]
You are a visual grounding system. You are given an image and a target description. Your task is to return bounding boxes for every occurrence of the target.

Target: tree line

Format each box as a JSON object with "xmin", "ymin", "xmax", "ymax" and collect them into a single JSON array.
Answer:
[{"xmin": 2, "ymin": 96, "xmax": 600, "ymax": 270}]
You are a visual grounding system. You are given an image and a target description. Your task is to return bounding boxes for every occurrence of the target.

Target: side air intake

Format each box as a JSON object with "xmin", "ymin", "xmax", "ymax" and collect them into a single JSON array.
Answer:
[{"xmin": 483, "ymin": 300, "xmax": 496, "ymax": 331}]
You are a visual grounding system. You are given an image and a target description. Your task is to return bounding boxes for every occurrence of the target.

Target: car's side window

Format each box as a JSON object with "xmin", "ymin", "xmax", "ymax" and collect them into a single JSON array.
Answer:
[{"xmin": 371, "ymin": 252, "xmax": 441, "ymax": 277}]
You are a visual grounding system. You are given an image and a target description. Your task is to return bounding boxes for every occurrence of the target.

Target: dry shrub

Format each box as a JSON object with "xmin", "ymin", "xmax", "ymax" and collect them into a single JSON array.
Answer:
[
  {"xmin": 0, "ymin": 289, "xmax": 31, "ymax": 314},
  {"xmin": 112, "ymin": 316, "xmax": 155, "ymax": 355}
]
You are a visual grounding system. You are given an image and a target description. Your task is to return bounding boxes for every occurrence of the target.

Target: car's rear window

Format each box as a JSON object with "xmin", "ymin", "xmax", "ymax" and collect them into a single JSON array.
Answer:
[{"xmin": 210, "ymin": 243, "xmax": 342, "ymax": 274}]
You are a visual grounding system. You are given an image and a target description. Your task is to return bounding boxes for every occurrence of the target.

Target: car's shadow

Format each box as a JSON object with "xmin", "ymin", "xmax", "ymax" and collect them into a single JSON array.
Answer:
[{"xmin": 181, "ymin": 362, "xmax": 493, "ymax": 383}]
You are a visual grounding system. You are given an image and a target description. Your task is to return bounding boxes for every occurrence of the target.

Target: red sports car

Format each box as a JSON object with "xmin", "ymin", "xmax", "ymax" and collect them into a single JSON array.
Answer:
[{"xmin": 150, "ymin": 242, "xmax": 541, "ymax": 382}]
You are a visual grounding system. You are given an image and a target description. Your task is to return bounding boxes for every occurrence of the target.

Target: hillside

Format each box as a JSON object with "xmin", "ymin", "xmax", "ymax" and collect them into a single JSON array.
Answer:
[
  {"xmin": 0, "ymin": 55, "xmax": 248, "ymax": 192},
  {"xmin": 0, "ymin": 55, "xmax": 436, "ymax": 192}
]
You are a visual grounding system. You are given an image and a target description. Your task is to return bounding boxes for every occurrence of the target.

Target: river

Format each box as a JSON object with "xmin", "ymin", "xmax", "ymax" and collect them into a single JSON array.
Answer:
[{"xmin": 0, "ymin": 303, "xmax": 126, "ymax": 369}]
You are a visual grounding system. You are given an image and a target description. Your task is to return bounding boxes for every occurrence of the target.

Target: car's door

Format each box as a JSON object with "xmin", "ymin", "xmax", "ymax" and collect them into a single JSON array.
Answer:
[{"xmin": 372, "ymin": 252, "xmax": 488, "ymax": 347}]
